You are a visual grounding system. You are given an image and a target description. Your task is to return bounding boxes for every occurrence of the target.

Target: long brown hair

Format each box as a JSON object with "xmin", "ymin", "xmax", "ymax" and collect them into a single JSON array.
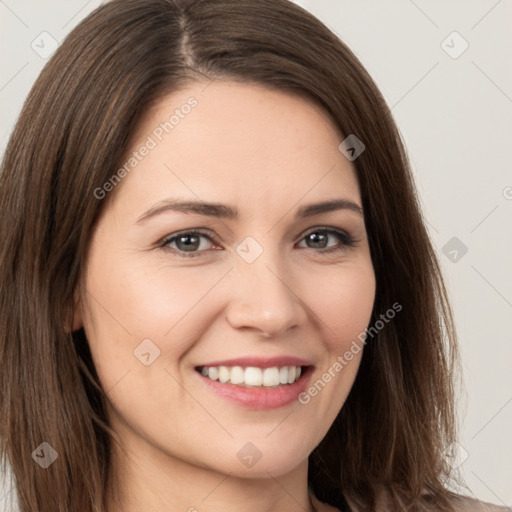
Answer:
[{"xmin": 0, "ymin": 0, "xmax": 464, "ymax": 510}]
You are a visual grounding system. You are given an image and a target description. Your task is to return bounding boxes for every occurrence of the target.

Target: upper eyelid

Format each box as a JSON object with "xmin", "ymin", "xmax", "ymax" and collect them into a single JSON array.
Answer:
[
  {"xmin": 160, "ymin": 226, "xmax": 353, "ymax": 248},
  {"xmin": 160, "ymin": 228, "xmax": 218, "ymax": 245}
]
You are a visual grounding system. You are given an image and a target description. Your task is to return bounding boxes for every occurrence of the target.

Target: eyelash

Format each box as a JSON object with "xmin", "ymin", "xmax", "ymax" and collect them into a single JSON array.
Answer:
[{"xmin": 159, "ymin": 227, "xmax": 356, "ymax": 258}]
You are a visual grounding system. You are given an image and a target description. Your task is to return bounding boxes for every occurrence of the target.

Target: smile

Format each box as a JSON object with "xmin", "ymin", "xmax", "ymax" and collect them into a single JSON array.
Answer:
[
  {"xmin": 194, "ymin": 357, "xmax": 314, "ymax": 409},
  {"xmin": 198, "ymin": 365, "xmax": 303, "ymax": 387}
]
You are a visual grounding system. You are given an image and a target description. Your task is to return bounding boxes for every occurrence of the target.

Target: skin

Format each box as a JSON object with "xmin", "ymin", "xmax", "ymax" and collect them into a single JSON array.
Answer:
[{"xmin": 74, "ymin": 80, "xmax": 376, "ymax": 512}]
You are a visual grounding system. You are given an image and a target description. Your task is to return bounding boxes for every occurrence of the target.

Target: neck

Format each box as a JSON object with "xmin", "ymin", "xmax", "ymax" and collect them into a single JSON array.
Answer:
[{"xmin": 105, "ymin": 424, "xmax": 317, "ymax": 512}]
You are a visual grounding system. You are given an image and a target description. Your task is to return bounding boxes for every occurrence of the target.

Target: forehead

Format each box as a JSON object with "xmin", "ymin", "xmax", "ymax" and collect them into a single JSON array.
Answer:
[{"xmin": 109, "ymin": 80, "xmax": 361, "ymax": 215}]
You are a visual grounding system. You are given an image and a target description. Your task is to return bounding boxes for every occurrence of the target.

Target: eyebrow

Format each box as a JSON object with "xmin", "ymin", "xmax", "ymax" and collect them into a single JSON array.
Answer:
[{"xmin": 136, "ymin": 197, "xmax": 364, "ymax": 224}]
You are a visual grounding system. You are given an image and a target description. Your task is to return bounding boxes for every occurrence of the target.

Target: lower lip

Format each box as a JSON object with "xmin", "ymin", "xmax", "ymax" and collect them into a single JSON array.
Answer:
[{"xmin": 197, "ymin": 367, "xmax": 313, "ymax": 410}]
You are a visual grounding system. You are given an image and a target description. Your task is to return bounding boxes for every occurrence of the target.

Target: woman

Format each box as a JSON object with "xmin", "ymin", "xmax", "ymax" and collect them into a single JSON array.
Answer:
[{"xmin": 0, "ymin": 1, "xmax": 508, "ymax": 511}]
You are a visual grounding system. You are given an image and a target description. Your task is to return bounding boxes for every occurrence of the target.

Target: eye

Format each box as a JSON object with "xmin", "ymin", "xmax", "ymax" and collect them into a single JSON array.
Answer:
[
  {"xmin": 297, "ymin": 227, "xmax": 355, "ymax": 254},
  {"xmin": 160, "ymin": 230, "xmax": 218, "ymax": 258},
  {"xmin": 160, "ymin": 226, "xmax": 356, "ymax": 258}
]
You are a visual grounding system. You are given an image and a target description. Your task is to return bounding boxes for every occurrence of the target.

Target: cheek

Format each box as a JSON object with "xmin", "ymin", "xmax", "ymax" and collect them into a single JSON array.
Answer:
[
  {"xmin": 310, "ymin": 260, "xmax": 376, "ymax": 349},
  {"xmin": 82, "ymin": 252, "xmax": 233, "ymax": 368},
  {"xmin": 80, "ymin": 244, "xmax": 376, "ymax": 475},
  {"xmin": 292, "ymin": 261, "xmax": 375, "ymax": 435}
]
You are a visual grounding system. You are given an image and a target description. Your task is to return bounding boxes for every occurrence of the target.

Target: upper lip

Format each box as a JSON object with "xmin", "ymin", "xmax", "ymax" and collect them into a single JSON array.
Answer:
[{"xmin": 196, "ymin": 356, "xmax": 313, "ymax": 369}]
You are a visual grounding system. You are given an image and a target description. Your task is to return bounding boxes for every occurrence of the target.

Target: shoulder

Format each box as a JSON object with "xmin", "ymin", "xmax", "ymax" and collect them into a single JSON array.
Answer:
[
  {"xmin": 451, "ymin": 495, "xmax": 511, "ymax": 512},
  {"xmin": 310, "ymin": 491, "xmax": 511, "ymax": 512},
  {"xmin": 309, "ymin": 492, "xmax": 344, "ymax": 512}
]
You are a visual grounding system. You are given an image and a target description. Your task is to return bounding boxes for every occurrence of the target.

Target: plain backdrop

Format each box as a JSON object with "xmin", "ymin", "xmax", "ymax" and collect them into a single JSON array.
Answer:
[{"xmin": 1, "ymin": 0, "xmax": 511, "ymax": 510}]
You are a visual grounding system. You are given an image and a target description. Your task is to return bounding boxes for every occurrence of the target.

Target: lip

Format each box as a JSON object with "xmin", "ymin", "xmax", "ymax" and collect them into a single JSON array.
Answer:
[
  {"xmin": 197, "ymin": 356, "xmax": 313, "ymax": 368},
  {"xmin": 195, "ymin": 358, "xmax": 314, "ymax": 410}
]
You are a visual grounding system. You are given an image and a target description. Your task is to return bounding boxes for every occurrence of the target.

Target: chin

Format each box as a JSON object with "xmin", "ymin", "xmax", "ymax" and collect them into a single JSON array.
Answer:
[
  {"xmin": 218, "ymin": 455, "xmax": 308, "ymax": 479},
  {"xmin": 210, "ymin": 439, "xmax": 311, "ymax": 478}
]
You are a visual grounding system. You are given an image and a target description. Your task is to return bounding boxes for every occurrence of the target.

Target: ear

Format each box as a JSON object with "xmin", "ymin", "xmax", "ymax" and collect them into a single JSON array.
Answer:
[
  {"xmin": 71, "ymin": 303, "xmax": 83, "ymax": 332},
  {"xmin": 64, "ymin": 288, "xmax": 84, "ymax": 333}
]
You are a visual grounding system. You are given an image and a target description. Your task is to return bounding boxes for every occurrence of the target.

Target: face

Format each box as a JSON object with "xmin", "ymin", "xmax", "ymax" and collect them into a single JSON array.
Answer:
[{"xmin": 76, "ymin": 80, "xmax": 376, "ymax": 479}]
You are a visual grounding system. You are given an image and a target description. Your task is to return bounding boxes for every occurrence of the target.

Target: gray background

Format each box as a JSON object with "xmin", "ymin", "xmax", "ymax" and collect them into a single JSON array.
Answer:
[{"xmin": 1, "ymin": 0, "xmax": 511, "ymax": 509}]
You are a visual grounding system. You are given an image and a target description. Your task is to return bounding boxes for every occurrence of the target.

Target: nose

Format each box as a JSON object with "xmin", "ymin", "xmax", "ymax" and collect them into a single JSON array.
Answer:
[{"xmin": 225, "ymin": 248, "xmax": 308, "ymax": 338}]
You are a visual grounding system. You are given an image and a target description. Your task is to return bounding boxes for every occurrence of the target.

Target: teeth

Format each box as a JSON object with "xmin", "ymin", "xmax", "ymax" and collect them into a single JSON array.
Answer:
[
  {"xmin": 263, "ymin": 367, "xmax": 280, "ymax": 386},
  {"xmin": 200, "ymin": 365, "xmax": 303, "ymax": 387},
  {"xmin": 244, "ymin": 367, "xmax": 263, "ymax": 386},
  {"xmin": 230, "ymin": 366, "xmax": 244, "ymax": 384},
  {"xmin": 218, "ymin": 366, "xmax": 230, "ymax": 383}
]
